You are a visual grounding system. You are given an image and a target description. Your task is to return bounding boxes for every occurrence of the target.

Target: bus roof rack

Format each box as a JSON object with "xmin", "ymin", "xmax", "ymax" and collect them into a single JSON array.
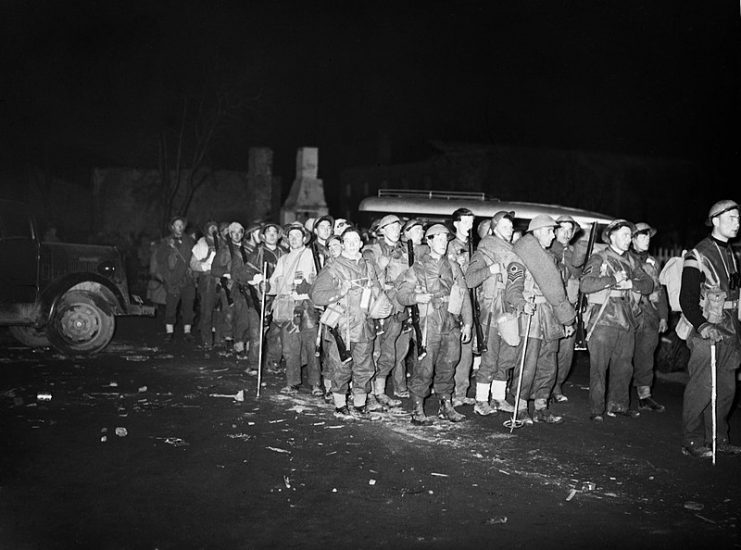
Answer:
[{"xmin": 377, "ymin": 189, "xmax": 498, "ymax": 201}]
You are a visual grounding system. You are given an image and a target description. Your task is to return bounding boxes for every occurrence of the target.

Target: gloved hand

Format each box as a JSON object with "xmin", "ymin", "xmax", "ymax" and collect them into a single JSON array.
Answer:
[
  {"xmin": 522, "ymin": 301, "xmax": 536, "ymax": 316},
  {"xmin": 563, "ymin": 324, "xmax": 575, "ymax": 337},
  {"xmin": 461, "ymin": 324, "xmax": 472, "ymax": 344},
  {"xmin": 699, "ymin": 323, "xmax": 723, "ymax": 343}
]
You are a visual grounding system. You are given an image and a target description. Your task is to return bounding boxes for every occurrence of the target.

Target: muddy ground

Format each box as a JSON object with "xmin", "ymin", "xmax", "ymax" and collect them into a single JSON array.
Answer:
[{"xmin": 1, "ymin": 316, "xmax": 740, "ymax": 549}]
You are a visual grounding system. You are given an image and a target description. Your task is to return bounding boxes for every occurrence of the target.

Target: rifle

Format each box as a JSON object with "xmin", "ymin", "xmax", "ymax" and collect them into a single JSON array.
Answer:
[
  {"xmin": 468, "ymin": 239, "xmax": 487, "ymax": 353},
  {"xmin": 406, "ymin": 240, "xmax": 427, "ymax": 359},
  {"xmin": 574, "ymin": 222, "xmax": 598, "ymax": 350},
  {"xmin": 310, "ymin": 240, "xmax": 352, "ymax": 364},
  {"xmin": 237, "ymin": 244, "xmax": 263, "ymax": 310},
  {"xmin": 213, "ymin": 230, "xmax": 234, "ymax": 307}
]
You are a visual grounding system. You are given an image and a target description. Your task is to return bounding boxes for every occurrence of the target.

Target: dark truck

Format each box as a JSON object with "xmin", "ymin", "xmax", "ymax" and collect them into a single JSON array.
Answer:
[{"xmin": 0, "ymin": 199, "xmax": 154, "ymax": 354}]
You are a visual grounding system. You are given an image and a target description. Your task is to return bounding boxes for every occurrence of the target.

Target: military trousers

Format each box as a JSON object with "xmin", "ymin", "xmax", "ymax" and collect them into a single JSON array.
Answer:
[
  {"xmin": 632, "ymin": 311, "xmax": 660, "ymax": 391},
  {"xmin": 477, "ymin": 323, "xmax": 517, "ymax": 384},
  {"xmin": 330, "ymin": 339, "xmax": 375, "ymax": 398},
  {"xmin": 554, "ymin": 331, "xmax": 576, "ymax": 395},
  {"xmin": 587, "ymin": 325, "xmax": 635, "ymax": 415},
  {"xmin": 682, "ymin": 334, "xmax": 739, "ymax": 448},
  {"xmin": 410, "ymin": 326, "xmax": 461, "ymax": 399},
  {"xmin": 374, "ymin": 315, "xmax": 403, "ymax": 378},
  {"xmin": 164, "ymin": 283, "xmax": 195, "ymax": 327},
  {"xmin": 508, "ymin": 336, "xmax": 558, "ymax": 403},
  {"xmin": 281, "ymin": 317, "xmax": 319, "ymax": 388},
  {"xmin": 197, "ymin": 276, "xmax": 219, "ymax": 345}
]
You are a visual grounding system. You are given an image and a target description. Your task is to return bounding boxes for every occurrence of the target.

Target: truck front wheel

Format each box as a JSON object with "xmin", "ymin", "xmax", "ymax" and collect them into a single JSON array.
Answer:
[{"xmin": 47, "ymin": 290, "xmax": 115, "ymax": 355}]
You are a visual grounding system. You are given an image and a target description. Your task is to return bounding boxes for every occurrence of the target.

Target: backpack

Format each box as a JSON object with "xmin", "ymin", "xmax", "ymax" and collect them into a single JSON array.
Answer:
[{"xmin": 658, "ymin": 253, "xmax": 686, "ymax": 312}]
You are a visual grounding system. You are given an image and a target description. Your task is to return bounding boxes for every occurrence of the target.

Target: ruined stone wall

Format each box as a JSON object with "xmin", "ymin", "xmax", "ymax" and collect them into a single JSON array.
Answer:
[{"xmin": 92, "ymin": 167, "xmax": 277, "ymax": 241}]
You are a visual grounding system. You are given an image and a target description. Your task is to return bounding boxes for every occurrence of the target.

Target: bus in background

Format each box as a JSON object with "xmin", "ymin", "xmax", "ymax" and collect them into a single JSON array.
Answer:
[{"xmin": 357, "ymin": 189, "xmax": 613, "ymax": 245}]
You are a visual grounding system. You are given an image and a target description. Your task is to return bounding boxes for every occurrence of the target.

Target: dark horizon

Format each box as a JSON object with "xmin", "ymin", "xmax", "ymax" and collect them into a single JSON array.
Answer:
[{"xmin": 1, "ymin": 1, "xmax": 739, "ymax": 225}]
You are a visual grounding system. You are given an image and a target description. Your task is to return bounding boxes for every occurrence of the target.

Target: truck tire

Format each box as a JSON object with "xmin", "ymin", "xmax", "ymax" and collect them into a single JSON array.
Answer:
[
  {"xmin": 9, "ymin": 326, "xmax": 51, "ymax": 348},
  {"xmin": 47, "ymin": 290, "xmax": 115, "ymax": 355}
]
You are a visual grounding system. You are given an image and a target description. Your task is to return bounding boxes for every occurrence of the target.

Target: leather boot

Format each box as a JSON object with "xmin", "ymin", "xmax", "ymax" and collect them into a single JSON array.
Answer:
[
  {"xmin": 374, "ymin": 377, "xmax": 402, "ymax": 408},
  {"xmin": 438, "ymin": 396, "xmax": 466, "ymax": 422},
  {"xmin": 365, "ymin": 393, "xmax": 387, "ymax": 412},
  {"xmin": 411, "ymin": 394, "xmax": 434, "ymax": 426}
]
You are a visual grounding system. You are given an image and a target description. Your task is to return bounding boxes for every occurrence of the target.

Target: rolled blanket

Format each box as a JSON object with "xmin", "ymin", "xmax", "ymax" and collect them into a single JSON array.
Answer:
[{"xmin": 513, "ymin": 234, "xmax": 576, "ymax": 325}]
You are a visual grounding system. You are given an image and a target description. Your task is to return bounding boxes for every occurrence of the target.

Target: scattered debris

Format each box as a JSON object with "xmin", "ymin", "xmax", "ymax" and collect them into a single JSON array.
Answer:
[
  {"xmin": 287, "ymin": 405, "xmax": 310, "ymax": 414},
  {"xmin": 266, "ymin": 446, "xmax": 291, "ymax": 454},
  {"xmin": 313, "ymin": 422, "xmax": 326, "ymax": 426},
  {"xmin": 108, "ymin": 381, "xmax": 118, "ymax": 387},
  {"xmin": 581, "ymin": 481, "xmax": 596, "ymax": 491},
  {"xmin": 125, "ymin": 355, "xmax": 149, "ymax": 362},
  {"xmin": 115, "ymin": 427, "xmax": 128, "ymax": 437},
  {"xmin": 226, "ymin": 433, "xmax": 254, "ymax": 441},
  {"xmin": 138, "ymin": 386, "xmax": 148, "ymax": 392},
  {"xmin": 100, "ymin": 435, "xmax": 108, "ymax": 443},
  {"xmin": 695, "ymin": 514, "xmax": 716, "ymax": 525},
  {"xmin": 152, "ymin": 437, "xmax": 189, "ymax": 447},
  {"xmin": 268, "ymin": 419, "xmax": 287, "ymax": 424},
  {"xmin": 209, "ymin": 390, "xmax": 245, "ymax": 402},
  {"xmin": 430, "ymin": 472, "xmax": 448, "ymax": 478},
  {"xmin": 485, "ymin": 516, "xmax": 508, "ymax": 525},
  {"xmin": 369, "ymin": 479, "xmax": 376, "ymax": 486},
  {"xmin": 498, "ymin": 469, "xmax": 511, "ymax": 476},
  {"xmin": 284, "ymin": 476, "xmax": 291, "ymax": 488},
  {"xmin": 684, "ymin": 501, "xmax": 704, "ymax": 511},
  {"xmin": 36, "ymin": 392, "xmax": 52, "ymax": 401},
  {"xmin": 566, "ymin": 489, "xmax": 577, "ymax": 501}
]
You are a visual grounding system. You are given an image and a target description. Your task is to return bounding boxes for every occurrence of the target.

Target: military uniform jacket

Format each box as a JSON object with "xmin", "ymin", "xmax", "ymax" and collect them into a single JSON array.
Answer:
[
  {"xmin": 310, "ymin": 253, "xmax": 384, "ymax": 343},
  {"xmin": 447, "ymin": 235, "xmax": 471, "ymax": 273},
  {"xmin": 580, "ymin": 246, "xmax": 653, "ymax": 332},
  {"xmin": 505, "ymin": 253, "xmax": 571, "ymax": 342},
  {"xmin": 550, "ymin": 240, "xmax": 585, "ymax": 305},
  {"xmin": 679, "ymin": 236, "xmax": 741, "ymax": 345},
  {"xmin": 629, "ymin": 249, "xmax": 669, "ymax": 324},
  {"xmin": 397, "ymin": 253, "xmax": 473, "ymax": 334},
  {"xmin": 212, "ymin": 240, "xmax": 256, "ymax": 307},
  {"xmin": 362, "ymin": 239, "xmax": 408, "ymax": 314},
  {"xmin": 465, "ymin": 235, "xmax": 519, "ymax": 324},
  {"xmin": 153, "ymin": 234, "xmax": 195, "ymax": 292}
]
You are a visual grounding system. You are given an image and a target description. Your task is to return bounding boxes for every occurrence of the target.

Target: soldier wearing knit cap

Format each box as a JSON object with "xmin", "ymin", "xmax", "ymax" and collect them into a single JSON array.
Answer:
[
  {"xmin": 153, "ymin": 216, "xmax": 196, "ymax": 343},
  {"xmin": 211, "ymin": 221, "xmax": 254, "ymax": 357}
]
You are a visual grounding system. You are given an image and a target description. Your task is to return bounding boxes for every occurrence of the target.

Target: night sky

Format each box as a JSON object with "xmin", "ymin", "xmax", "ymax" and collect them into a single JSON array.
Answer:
[{"xmin": 1, "ymin": 1, "xmax": 738, "ymax": 220}]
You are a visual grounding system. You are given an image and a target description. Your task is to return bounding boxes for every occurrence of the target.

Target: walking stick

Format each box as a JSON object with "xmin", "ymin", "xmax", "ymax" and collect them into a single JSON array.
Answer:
[
  {"xmin": 710, "ymin": 342, "xmax": 717, "ymax": 465},
  {"xmin": 256, "ymin": 262, "xmax": 268, "ymax": 398},
  {"xmin": 504, "ymin": 298, "xmax": 535, "ymax": 432}
]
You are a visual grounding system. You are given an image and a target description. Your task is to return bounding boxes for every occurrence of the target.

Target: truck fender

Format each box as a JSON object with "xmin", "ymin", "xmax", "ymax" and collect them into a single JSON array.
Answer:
[{"xmin": 40, "ymin": 273, "xmax": 127, "ymax": 324}]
